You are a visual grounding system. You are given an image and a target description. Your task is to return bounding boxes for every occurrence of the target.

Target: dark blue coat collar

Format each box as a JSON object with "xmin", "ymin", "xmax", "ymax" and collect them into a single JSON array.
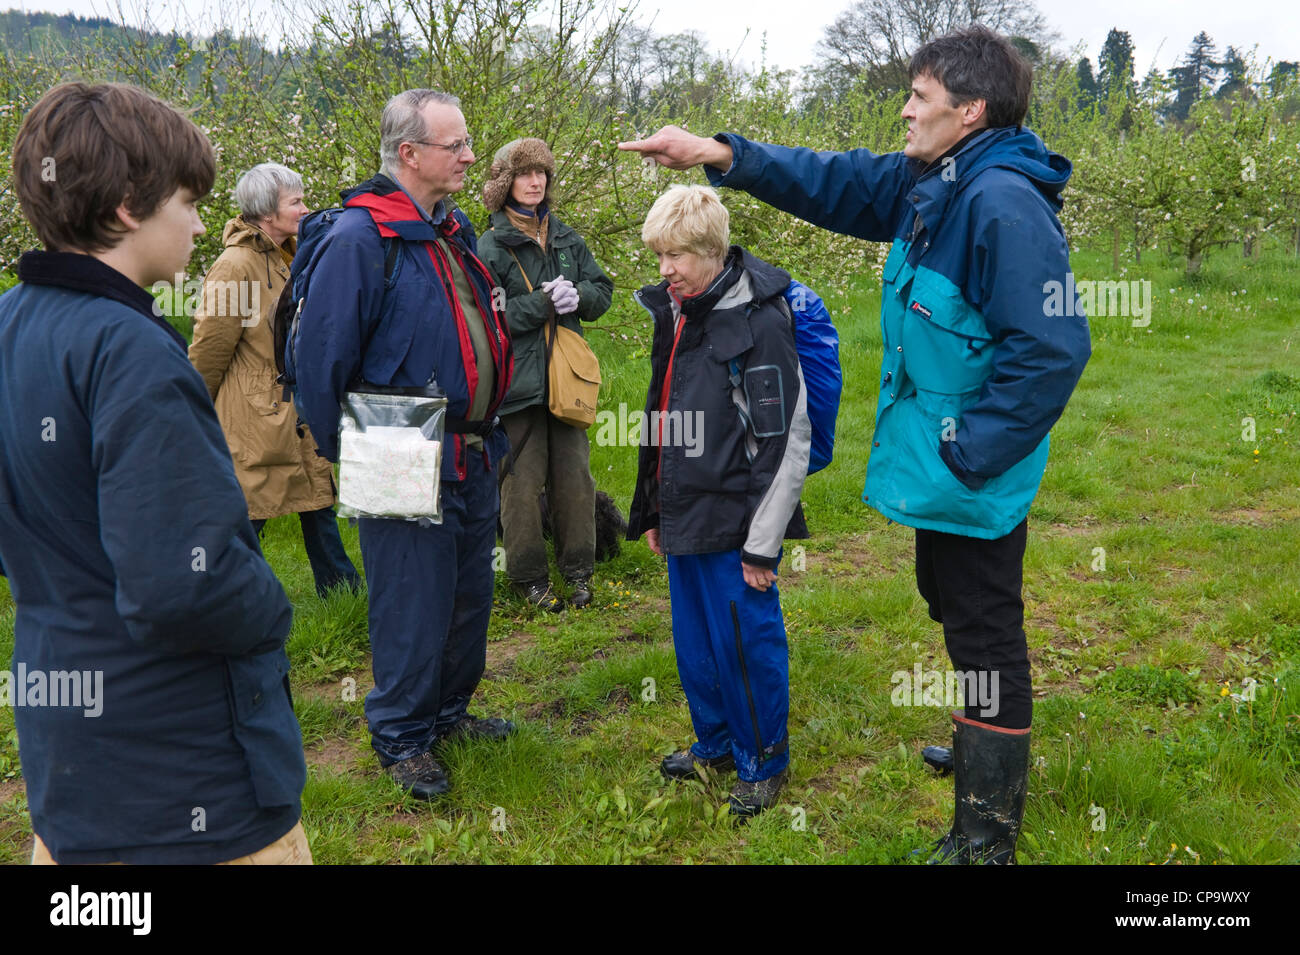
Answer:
[{"xmin": 16, "ymin": 250, "xmax": 187, "ymax": 349}]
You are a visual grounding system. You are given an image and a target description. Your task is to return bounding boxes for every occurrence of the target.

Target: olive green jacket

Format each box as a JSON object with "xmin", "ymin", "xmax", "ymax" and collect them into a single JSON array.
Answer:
[{"xmin": 476, "ymin": 209, "xmax": 613, "ymax": 416}]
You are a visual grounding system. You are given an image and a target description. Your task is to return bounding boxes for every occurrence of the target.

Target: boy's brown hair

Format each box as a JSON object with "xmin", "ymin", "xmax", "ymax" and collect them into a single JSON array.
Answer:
[{"xmin": 12, "ymin": 82, "xmax": 216, "ymax": 252}]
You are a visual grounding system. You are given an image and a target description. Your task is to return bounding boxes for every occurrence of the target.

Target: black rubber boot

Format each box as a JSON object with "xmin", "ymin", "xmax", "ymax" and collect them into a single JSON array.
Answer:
[{"xmin": 928, "ymin": 715, "xmax": 1030, "ymax": 865}]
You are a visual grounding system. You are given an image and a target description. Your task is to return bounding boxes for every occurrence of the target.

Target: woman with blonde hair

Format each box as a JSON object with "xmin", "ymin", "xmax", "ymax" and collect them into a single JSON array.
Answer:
[{"xmin": 628, "ymin": 184, "xmax": 810, "ymax": 817}]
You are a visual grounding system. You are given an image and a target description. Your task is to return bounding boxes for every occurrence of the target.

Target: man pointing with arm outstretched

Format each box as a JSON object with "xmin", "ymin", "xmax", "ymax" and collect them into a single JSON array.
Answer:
[{"xmin": 621, "ymin": 25, "xmax": 1091, "ymax": 865}]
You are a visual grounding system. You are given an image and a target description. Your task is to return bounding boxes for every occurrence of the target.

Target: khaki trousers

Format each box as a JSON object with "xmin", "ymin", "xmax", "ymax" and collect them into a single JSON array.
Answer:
[
  {"xmin": 501, "ymin": 404, "xmax": 596, "ymax": 585},
  {"xmin": 31, "ymin": 820, "xmax": 313, "ymax": 865}
]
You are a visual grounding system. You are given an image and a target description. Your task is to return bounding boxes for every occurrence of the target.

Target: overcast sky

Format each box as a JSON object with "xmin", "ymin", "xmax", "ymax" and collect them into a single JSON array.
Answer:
[{"xmin": 9, "ymin": 0, "xmax": 1298, "ymax": 77}]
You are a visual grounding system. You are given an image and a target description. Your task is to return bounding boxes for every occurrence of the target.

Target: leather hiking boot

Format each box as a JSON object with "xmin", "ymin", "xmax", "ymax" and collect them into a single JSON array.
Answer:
[
  {"xmin": 927, "ymin": 715, "xmax": 1031, "ymax": 865},
  {"xmin": 440, "ymin": 714, "xmax": 516, "ymax": 744},
  {"xmin": 520, "ymin": 579, "xmax": 563, "ymax": 613},
  {"xmin": 729, "ymin": 769, "xmax": 788, "ymax": 818},
  {"xmin": 385, "ymin": 752, "xmax": 451, "ymax": 801},
  {"xmin": 660, "ymin": 749, "xmax": 735, "ymax": 782},
  {"xmin": 567, "ymin": 576, "xmax": 594, "ymax": 609}
]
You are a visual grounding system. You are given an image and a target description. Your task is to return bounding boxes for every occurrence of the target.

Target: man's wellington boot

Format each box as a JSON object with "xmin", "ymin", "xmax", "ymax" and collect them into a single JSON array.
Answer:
[{"xmin": 928, "ymin": 715, "xmax": 1031, "ymax": 865}]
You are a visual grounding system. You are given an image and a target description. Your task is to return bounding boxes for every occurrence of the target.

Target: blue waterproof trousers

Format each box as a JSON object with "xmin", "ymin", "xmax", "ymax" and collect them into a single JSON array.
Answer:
[
  {"xmin": 666, "ymin": 549, "xmax": 790, "ymax": 782},
  {"xmin": 358, "ymin": 456, "xmax": 498, "ymax": 765}
]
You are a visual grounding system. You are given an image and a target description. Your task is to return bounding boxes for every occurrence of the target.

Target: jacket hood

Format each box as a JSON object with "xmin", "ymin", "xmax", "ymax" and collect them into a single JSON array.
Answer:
[
  {"xmin": 335, "ymin": 173, "xmax": 465, "ymax": 244},
  {"xmin": 339, "ymin": 173, "xmax": 402, "ymax": 207},
  {"xmin": 936, "ymin": 126, "xmax": 1072, "ymax": 210},
  {"xmin": 736, "ymin": 246, "xmax": 792, "ymax": 302},
  {"xmin": 222, "ymin": 215, "xmax": 297, "ymax": 256}
]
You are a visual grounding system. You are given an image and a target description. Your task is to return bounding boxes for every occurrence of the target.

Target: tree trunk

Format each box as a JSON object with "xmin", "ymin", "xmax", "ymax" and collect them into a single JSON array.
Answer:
[{"xmin": 1185, "ymin": 227, "xmax": 1207, "ymax": 276}]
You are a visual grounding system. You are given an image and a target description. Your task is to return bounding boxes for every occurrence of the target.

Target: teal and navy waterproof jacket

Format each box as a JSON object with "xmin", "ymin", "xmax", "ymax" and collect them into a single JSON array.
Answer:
[{"xmin": 707, "ymin": 127, "xmax": 1092, "ymax": 538}]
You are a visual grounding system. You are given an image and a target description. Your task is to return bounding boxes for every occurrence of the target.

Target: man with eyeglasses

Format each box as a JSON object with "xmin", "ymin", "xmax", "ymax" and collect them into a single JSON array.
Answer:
[{"xmin": 291, "ymin": 89, "xmax": 516, "ymax": 801}]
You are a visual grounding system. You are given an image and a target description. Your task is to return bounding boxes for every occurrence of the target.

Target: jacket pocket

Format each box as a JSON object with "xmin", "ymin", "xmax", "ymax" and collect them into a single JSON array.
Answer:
[
  {"xmin": 229, "ymin": 371, "xmax": 299, "ymax": 468},
  {"xmin": 225, "ymin": 649, "xmax": 305, "ymax": 809},
  {"xmin": 881, "ymin": 240, "xmax": 908, "ymax": 287},
  {"xmin": 901, "ymin": 272, "xmax": 993, "ymax": 395},
  {"xmin": 882, "ymin": 393, "xmax": 1047, "ymax": 533},
  {"xmin": 878, "ymin": 393, "xmax": 984, "ymax": 528},
  {"xmin": 506, "ymin": 333, "xmax": 545, "ymax": 406}
]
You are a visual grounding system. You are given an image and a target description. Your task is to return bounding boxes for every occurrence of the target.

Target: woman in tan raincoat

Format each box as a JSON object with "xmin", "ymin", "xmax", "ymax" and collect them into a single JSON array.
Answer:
[{"xmin": 189, "ymin": 162, "xmax": 361, "ymax": 597}]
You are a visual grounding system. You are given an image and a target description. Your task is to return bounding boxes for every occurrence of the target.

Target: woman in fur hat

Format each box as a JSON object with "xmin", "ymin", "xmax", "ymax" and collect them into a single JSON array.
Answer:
[{"xmin": 476, "ymin": 138, "xmax": 613, "ymax": 611}]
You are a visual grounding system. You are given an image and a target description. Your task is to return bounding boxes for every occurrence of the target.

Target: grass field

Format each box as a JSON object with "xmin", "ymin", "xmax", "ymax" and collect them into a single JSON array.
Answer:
[{"xmin": 1, "ymin": 243, "xmax": 1298, "ymax": 864}]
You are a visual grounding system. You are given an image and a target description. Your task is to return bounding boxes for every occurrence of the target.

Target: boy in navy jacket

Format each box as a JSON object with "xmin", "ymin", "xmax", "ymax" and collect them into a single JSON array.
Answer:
[{"xmin": 0, "ymin": 83, "xmax": 308, "ymax": 864}]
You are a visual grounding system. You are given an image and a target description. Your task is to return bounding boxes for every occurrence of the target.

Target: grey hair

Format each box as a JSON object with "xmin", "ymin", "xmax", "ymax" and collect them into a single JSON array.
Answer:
[
  {"xmin": 380, "ymin": 89, "xmax": 461, "ymax": 177},
  {"xmin": 233, "ymin": 162, "xmax": 303, "ymax": 219}
]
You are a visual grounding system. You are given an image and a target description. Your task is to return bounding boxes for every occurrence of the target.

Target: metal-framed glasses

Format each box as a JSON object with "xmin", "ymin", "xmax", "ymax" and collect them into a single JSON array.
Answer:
[{"xmin": 412, "ymin": 136, "xmax": 474, "ymax": 157}]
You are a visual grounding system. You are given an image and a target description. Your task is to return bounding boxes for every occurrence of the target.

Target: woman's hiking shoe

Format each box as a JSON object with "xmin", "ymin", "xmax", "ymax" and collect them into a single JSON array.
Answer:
[
  {"xmin": 660, "ymin": 749, "xmax": 735, "ymax": 782},
  {"xmin": 567, "ymin": 576, "xmax": 594, "ymax": 609},
  {"xmin": 440, "ymin": 714, "xmax": 517, "ymax": 744},
  {"xmin": 521, "ymin": 579, "xmax": 563, "ymax": 612},
  {"xmin": 922, "ymin": 745, "xmax": 953, "ymax": 774},
  {"xmin": 729, "ymin": 770, "xmax": 788, "ymax": 818}
]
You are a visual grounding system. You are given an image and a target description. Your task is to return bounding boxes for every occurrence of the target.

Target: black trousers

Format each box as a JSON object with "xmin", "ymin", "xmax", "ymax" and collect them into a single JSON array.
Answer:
[{"xmin": 914, "ymin": 519, "xmax": 1032, "ymax": 730}]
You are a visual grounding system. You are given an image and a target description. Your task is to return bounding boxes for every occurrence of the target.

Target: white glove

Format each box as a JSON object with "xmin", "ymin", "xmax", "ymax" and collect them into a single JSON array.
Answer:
[{"xmin": 542, "ymin": 277, "xmax": 579, "ymax": 316}]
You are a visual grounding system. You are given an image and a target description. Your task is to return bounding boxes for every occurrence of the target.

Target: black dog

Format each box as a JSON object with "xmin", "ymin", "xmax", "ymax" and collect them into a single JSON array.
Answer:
[{"xmin": 497, "ymin": 490, "xmax": 628, "ymax": 563}]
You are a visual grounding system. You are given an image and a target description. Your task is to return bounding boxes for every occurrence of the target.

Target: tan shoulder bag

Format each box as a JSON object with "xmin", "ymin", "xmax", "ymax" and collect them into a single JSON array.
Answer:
[{"xmin": 507, "ymin": 247, "xmax": 601, "ymax": 429}]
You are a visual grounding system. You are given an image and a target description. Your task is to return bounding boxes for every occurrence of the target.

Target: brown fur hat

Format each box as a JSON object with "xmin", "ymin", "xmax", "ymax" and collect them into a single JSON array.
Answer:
[{"xmin": 482, "ymin": 137, "xmax": 555, "ymax": 212}]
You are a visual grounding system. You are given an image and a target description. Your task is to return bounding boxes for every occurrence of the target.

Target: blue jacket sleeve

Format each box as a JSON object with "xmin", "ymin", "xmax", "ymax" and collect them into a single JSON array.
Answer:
[
  {"xmin": 91, "ymin": 322, "xmax": 292, "ymax": 657},
  {"xmin": 706, "ymin": 133, "xmax": 915, "ymax": 242},
  {"xmin": 294, "ymin": 218, "xmax": 386, "ymax": 462},
  {"xmin": 940, "ymin": 180, "xmax": 1092, "ymax": 486}
]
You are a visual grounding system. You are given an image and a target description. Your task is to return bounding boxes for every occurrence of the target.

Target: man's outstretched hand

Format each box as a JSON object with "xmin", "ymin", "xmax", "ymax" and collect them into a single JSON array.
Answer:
[{"xmin": 617, "ymin": 125, "xmax": 734, "ymax": 172}]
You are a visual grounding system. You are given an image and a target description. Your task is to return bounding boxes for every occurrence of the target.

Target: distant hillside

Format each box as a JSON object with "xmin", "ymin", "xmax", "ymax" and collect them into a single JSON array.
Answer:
[{"xmin": 0, "ymin": 9, "xmax": 133, "ymax": 51}]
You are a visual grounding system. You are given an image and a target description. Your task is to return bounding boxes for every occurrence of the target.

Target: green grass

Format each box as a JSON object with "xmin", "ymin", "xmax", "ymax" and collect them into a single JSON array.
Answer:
[{"xmin": 1, "ymin": 244, "xmax": 1298, "ymax": 864}]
